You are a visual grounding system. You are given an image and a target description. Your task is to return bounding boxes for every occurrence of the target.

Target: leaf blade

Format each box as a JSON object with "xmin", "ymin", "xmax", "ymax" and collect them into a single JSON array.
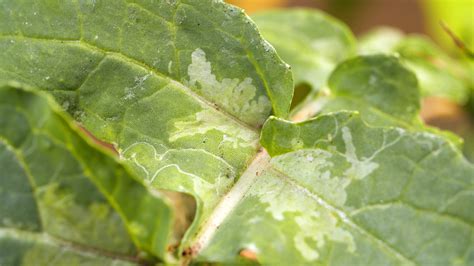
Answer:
[
  {"xmin": 0, "ymin": 0, "xmax": 294, "ymax": 248},
  {"xmin": 197, "ymin": 112, "xmax": 474, "ymax": 265},
  {"xmin": 0, "ymin": 83, "xmax": 175, "ymax": 263}
]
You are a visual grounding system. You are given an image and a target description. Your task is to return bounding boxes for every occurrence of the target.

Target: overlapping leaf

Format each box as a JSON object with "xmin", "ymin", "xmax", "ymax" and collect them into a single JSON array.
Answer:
[
  {"xmin": 315, "ymin": 55, "xmax": 421, "ymax": 127},
  {"xmin": 292, "ymin": 54, "xmax": 421, "ymax": 126},
  {"xmin": 0, "ymin": 83, "xmax": 175, "ymax": 264},
  {"xmin": 292, "ymin": 54, "xmax": 463, "ymax": 146}
]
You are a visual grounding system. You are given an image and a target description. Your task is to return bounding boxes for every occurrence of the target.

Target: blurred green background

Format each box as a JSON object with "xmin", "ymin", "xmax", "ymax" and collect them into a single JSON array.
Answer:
[{"xmin": 229, "ymin": 0, "xmax": 473, "ymax": 51}]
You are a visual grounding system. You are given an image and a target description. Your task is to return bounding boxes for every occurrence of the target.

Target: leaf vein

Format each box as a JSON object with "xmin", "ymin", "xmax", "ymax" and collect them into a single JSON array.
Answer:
[{"xmin": 0, "ymin": 34, "xmax": 258, "ymax": 133}]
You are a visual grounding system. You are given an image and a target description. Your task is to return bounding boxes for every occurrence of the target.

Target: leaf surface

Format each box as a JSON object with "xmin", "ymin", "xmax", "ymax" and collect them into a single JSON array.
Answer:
[
  {"xmin": 252, "ymin": 9, "xmax": 356, "ymax": 91},
  {"xmin": 325, "ymin": 55, "xmax": 420, "ymax": 126},
  {"xmin": 293, "ymin": 55, "xmax": 421, "ymax": 126},
  {"xmin": 0, "ymin": 83, "xmax": 174, "ymax": 264},
  {"xmin": 292, "ymin": 54, "xmax": 464, "ymax": 146},
  {"xmin": 1, "ymin": 2, "xmax": 473, "ymax": 265},
  {"xmin": 197, "ymin": 112, "xmax": 474, "ymax": 265},
  {"xmin": 0, "ymin": 0, "xmax": 293, "ymax": 246}
]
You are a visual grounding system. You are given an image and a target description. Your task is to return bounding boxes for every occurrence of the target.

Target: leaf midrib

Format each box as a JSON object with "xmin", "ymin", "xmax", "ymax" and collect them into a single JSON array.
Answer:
[
  {"xmin": 189, "ymin": 150, "xmax": 269, "ymax": 255},
  {"xmin": 188, "ymin": 100, "xmax": 420, "ymax": 265},
  {"xmin": 190, "ymin": 146, "xmax": 417, "ymax": 265}
]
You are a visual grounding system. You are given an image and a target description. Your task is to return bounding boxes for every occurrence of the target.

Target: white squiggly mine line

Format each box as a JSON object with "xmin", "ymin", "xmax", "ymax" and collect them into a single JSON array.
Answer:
[{"xmin": 342, "ymin": 127, "xmax": 380, "ymax": 180}]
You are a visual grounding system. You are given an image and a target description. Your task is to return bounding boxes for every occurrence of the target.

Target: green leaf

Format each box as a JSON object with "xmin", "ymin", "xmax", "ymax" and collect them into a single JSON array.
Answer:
[
  {"xmin": 252, "ymin": 8, "xmax": 356, "ymax": 91},
  {"xmin": 196, "ymin": 112, "xmax": 474, "ymax": 265},
  {"xmin": 2, "ymin": 2, "xmax": 473, "ymax": 265},
  {"xmin": 0, "ymin": 83, "xmax": 174, "ymax": 264},
  {"xmin": 359, "ymin": 28, "xmax": 471, "ymax": 104},
  {"xmin": 326, "ymin": 55, "xmax": 421, "ymax": 126},
  {"xmin": 293, "ymin": 54, "xmax": 422, "ymax": 128},
  {"xmin": 293, "ymin": 54, "xmax": 464, "ymax": 147},
  {"xmin": 0, "ymin": 0, "xmax": 293, "ymax": 248}
]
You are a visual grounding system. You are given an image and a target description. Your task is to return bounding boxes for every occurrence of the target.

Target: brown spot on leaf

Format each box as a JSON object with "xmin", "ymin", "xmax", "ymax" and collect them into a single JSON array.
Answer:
[
  {"xmin": 239, "ymin": 249, "xmax": 258, "ymax": 261},
  {"xmin": 78, "ymin": 125, "xmax": 118, "ymax": 155},
  {"xmin": 182, "ymin": 244, "xmax": 200, "ymax": 258}
]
